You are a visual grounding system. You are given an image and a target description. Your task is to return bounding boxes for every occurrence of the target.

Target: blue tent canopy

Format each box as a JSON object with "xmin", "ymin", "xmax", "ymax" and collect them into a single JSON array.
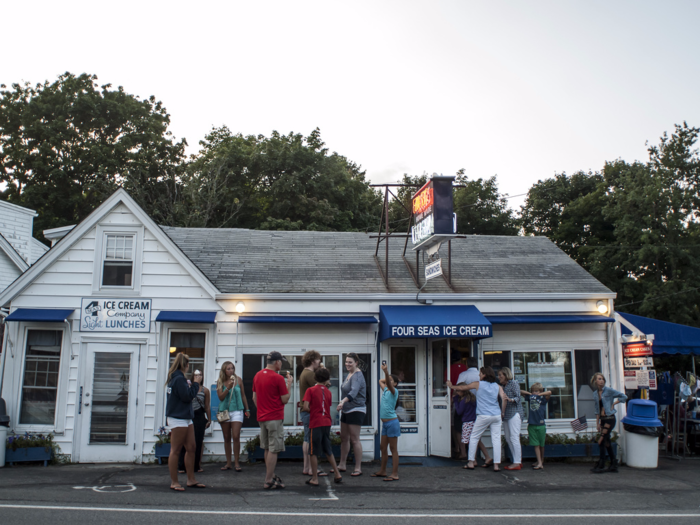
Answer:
[
  {"xmin": 379, "ymin": 305, "xmax": 492, "ymax": 342},
  {"xmin": 619, "ymin": 312, "xmax": 700, "ymax": 355}
]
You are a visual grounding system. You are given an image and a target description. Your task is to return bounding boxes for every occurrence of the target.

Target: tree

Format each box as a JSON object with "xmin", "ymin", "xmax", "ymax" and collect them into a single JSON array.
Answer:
[
  {"xmin": 520, "ymin": 171, "xmax": 615, "ymax": 271},
  {"xmin": 184, "ymin": 127, "xmax": 382, "ymax": 231},
  {"xmin": 0, "ymin": 72, "xmax": 187, "ymax": 239}
]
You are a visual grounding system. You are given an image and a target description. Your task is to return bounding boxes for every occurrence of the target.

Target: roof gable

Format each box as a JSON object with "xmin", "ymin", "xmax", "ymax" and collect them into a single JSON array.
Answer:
[
  {"xmin": 0, "ymin": 189, "xmax": 219, "ymax": 306},
  {"xmin": 0, "ymin": 233, "xmax": 29, "ymax": 272}
]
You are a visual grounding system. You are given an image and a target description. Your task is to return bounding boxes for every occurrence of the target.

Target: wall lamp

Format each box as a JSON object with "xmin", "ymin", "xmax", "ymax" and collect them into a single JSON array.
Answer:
[
  {"xmin": 596, "ymin": 300, "xmax": 609, "ymax": 315},
  {"xmin": 235, "ymin": 302, "xmax": 246, "ymax": 314}
]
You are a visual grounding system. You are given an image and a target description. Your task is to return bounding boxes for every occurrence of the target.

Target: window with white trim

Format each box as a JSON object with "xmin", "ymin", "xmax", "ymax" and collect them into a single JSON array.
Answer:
[
  {"xmin": 19, "ymin": 330, "xmax": 64, "ymax": 425},
  {"xmin": 102, "ymin": 234, "xmax": 134, "ymax": 287},
  {"xmin": 241, "ymin": 352, "xmax": 373, "ymax": 429}
]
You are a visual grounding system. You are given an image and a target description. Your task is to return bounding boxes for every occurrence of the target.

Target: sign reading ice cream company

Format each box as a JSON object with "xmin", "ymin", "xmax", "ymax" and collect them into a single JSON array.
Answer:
[{"xmin": 80, "ymin": 298, "xmax": 152, "ymax": 332}]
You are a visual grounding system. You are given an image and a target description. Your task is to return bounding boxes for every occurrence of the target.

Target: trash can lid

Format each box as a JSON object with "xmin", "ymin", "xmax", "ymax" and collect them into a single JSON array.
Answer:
[{"xmin": 623, "ymin": 399, "xmax": 662, "ymax": 427}]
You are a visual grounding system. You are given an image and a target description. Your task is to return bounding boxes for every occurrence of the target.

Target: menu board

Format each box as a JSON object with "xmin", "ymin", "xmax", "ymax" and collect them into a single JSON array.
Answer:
[{"xmin": 527, "ymin": 362, "xmax": 566, "ymax": 388}]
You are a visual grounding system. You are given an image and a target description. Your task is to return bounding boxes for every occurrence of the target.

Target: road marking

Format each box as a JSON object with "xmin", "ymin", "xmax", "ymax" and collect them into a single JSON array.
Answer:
[
  {"xmin": 1, "ymin": 505, "xmax": 700, "ymax": 518},
  {"xmin": 73, "ymin": 484, "xmax": 136, "ymax": 493},
  {"xmin": 308, "ymin": 476, "xmax": 338, "ymax": 501}
]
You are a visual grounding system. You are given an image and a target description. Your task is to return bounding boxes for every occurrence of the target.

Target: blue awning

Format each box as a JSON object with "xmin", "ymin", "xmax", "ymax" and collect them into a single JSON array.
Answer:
[
  {"xmin": 155, "ymin": 311, "xmax": 217, "ymax": 323},
  {"xmin": 239, "ymin": 316, "xmax": 378, "ymax": 324},
  {"xmin": 619, "ymin": 312, "xmax": 700, "ymax": 355},
  {"xmin": 5, "ymin": 308, "xmax": 74, "ymax": 322},
  {"xmin": 379, "ymin": 305, "xmax": 492, "ymax": 342},
  {"xmin": 487, "ymin": 315, "xmax": 615, "ymax": 324}
]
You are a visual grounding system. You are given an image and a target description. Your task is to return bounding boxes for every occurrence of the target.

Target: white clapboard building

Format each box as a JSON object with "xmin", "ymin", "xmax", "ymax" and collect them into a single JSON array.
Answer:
[
  {"xmin": 0, "ymin": 189, "xmax": 625, "ymax": 463},
  {"xmin": 0, "ymin": 200, "xmax": 48, "ymax": 292}
]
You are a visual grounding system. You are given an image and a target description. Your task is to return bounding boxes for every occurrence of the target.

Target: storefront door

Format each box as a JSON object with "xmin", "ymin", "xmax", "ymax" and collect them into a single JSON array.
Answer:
[
  {"xmin": 78, "ymin": 343, "xmax": 140, "ymax": 462},
  {"xmin": 387, "ymin": 344, "xmax": 426, "ymax": 456},
  {"xmin": 428, "ymin": 339, "xmax": 451, "ymax": 457}
]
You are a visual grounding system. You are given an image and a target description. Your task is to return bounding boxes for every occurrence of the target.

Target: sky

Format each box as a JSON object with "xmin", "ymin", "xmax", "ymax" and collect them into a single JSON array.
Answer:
[{"xmin": 3, "ymin": 0, "xmax": 700, "ymax": 211}]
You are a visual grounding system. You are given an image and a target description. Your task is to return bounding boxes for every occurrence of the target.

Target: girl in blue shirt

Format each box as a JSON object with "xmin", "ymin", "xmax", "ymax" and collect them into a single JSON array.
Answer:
[{"xmin": 372, "ymin": 363, "xmax": 401, "ymax": 482}]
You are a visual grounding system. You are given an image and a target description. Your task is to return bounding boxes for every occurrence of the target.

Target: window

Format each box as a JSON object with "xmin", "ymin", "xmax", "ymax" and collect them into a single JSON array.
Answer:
[
  {"xmin": 102, "ymin": 234, "xmax": 134, "ymax": 287},
  {"xmin": 241, "ymin": 351, "xmax": 373, "ymax": 429},
  {"xmin": 19, "ymin": 330, "xmax": 63, "ymax": 425},
  {"xmin": 514, "ymin": 351, "xmax": 574, "ymax": 419},
  {"xmin": 575, "ymin": 350, "xmax": 602, "ymax": 421},
  {"xmin": 169, "ymin": 332, "xmax": 206, "ymax": 376}
]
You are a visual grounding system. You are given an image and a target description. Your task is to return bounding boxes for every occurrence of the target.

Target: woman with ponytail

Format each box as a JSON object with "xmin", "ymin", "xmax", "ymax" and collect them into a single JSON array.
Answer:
[
  {"xmin": 166, "ymin": 353, "xmax": 205, "ymax": 490},
  {"xmin": 217, "ymin": 361, "xmax": 250, "ymax": 471}
]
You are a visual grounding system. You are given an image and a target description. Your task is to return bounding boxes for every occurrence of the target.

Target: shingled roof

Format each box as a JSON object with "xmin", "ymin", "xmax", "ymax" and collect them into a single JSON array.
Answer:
[{"xmin": 160, "ymin": 227, "xmax": 613, "ymax": 295}]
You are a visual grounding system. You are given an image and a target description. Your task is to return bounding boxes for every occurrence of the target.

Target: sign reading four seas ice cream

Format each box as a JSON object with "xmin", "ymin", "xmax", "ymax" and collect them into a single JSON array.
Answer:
[{"xmin": 80, "ymin": 298, "xmax": 152, "ymax": 332}]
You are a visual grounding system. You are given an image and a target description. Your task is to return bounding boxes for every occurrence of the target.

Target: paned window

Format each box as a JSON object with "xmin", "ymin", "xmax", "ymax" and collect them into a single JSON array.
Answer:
[
  {"xmin": 20, "ymin": 330, "xmax": 63, "ymax": 425},
  {"xmin": 169, "ymin": 332, "xmax": 206, "ymax": 377},
  {"xmin": 241, "ymin": 352, "xmax": 373, "ymax": 429},
  {"xmin": 102, "ymin": 234, "xmax": 134, "ymax": 287},
  {"xmin": 514, "ymin": 351, "xmax": 574, "ymax": 419}
]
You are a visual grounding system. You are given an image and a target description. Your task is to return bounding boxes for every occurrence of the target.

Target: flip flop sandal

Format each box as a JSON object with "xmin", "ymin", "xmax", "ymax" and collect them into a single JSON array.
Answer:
[
  {"xmin": 334, "ymin": 477, "xmax": 343, "ymax": 484},
  {"xmin": 351, "ymin": 471, "xmax": 363, "ymax": 477},
  {"xmin": 170, "ymin": 485, "xmax": 185, "ymax": 492},
  {"xmin": 235, "ymin": 467, "xmax": 243, "ymax": 472},
  {"xmin": 463, "ymin": 465, "xmax": 475, "ymax": 470},
  {"xmin": 383, "ymin": 477, "xmax": 399, "ymax": 482},
  {"xmin": 371, "ymin": 472, "xmax": 386, "ymax": 477},
  {"xmin": 317, "ymin": 471, "xmax": 328, "ymax": 477},
  {"xmin": 221, "ymin": 466, "xmax": 232, "ymax": 471},
  {"xmin": 264, "ymin": 481, "xmax": 282, "ymax": 490},
  {"xmin": 533, "ymin": 466, "xmax": 544, "ymax": 470},
  {"xmin": 273, "ymin": 475, "xmax": 285, "ymax": 488},
  {"xmin": 305, "ymin": 479, "xmax": 319, "ymax": 486},
  {"xmin": 338, "ymin": 468, "xmax": 347, "ymax": 472},
  {"xmin": 187, "ymin": 483, "xmax": 206, "ymax": 489},
  {"xmin": 481, "ymin": 460, "xmax": 494, "ymax": 468}
]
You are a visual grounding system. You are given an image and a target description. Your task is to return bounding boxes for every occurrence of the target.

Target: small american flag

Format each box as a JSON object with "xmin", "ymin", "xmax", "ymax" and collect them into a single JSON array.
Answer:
[{"xmin": 571, "ymin": 415, "xmax": 588, "ymax": 432}]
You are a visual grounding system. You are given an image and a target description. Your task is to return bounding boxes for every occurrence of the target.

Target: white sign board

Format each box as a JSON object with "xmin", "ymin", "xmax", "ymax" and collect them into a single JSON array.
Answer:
[
  {"xmin": 624, "ymin": 370, "xmax": 658, "ymax": 390},
  {"xmin": 527, "ymin": 362, "xmax": 566, "ymax": 388},
  {"xmin": 624, "ymin": 357, "xmax": 654, "ymax": 368},
  {"xmin": 80, "ymin": 298, "xmax": 152, "ymax": 332},
  {"xmin": 425, "ymin": 259, "xmax": 443, "ymax": 281}
]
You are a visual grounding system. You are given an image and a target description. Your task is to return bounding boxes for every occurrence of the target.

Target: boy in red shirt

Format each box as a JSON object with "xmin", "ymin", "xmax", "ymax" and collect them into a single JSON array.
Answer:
[{"xmin": 302, "ymin": 367, "xmax": 343, "ymax": 486}]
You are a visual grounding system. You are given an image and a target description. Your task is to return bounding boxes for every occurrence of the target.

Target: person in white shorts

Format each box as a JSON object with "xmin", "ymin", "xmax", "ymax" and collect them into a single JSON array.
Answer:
[
  {"xmin": 166, "ymin": 353, "xmax": 204, "ymax": 491},
  {"xmin": 217, "ymin": 361, "xmax": 250, "ymax": 471}
]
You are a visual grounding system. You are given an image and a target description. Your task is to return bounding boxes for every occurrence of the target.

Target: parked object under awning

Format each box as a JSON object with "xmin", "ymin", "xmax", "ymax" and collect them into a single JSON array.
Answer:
[
  {"xmin": 619, "ymin": 312, "xmax": 700, "ymax": 355},
  {"xmin": 487, "ymin": 314, "xmax": 615, "ymax": 324},
  {"xmin": 5, "ymin": 308, "xmax": 74, "ymax": 322},
  {"xmin": 238, "ymin": 316, "xmax": 378, "ymax": 324},
  {"xmin": 378, "ymin": 305, "xmax": 492, "ymax": 341},
  {"xmin": 155, "ymin": 311, "xmax": 218, "ymax": 323}
]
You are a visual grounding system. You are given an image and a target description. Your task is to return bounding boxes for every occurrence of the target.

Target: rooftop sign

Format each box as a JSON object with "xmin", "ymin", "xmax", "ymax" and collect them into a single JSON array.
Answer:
[{"xmin": 411, "ymin": 176, "xmax": 456, "ymax": 250}]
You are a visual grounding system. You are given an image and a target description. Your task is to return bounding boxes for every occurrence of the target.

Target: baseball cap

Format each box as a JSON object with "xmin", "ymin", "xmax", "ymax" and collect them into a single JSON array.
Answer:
[{"xmin": 266, "ymin": 351, "xmax": 288, "ymax": 363}]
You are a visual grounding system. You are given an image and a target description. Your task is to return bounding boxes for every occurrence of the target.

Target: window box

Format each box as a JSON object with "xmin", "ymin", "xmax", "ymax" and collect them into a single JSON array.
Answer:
[
  {"xmin": 154, "ymin": 443, "xmax": 171, "ymax": 464},
  {"xmin": 5, "ymin": 446, "xmax": 53, "ymax": 467},
  {"xmin": 505, "ymin": 443, "xmax": 618, "ymax": 459}
]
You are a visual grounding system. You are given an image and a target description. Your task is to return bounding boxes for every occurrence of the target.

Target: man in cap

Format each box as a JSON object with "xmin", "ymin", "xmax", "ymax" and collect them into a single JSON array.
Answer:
[{"xmin": 253, "ymin": 351, "xmax": 293, "ymax": 489}]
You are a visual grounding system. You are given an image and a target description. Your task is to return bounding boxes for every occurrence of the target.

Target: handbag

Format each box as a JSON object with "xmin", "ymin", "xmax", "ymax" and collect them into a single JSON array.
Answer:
[{"xmin": 217, "ymin": 382, "xmax": 232, "ymax": 423}]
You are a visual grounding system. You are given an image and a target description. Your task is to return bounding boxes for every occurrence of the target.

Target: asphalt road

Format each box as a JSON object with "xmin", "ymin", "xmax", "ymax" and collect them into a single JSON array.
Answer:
[{"xmin": 1, "ymin": 457, "xmax": 699, "ymax": 524}]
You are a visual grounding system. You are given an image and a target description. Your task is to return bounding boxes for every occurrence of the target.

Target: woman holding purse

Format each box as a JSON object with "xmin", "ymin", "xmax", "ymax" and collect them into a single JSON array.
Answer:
[
  {"xmin": 178, "ymin": 370, "xmax": 211, "ymax": 473},
  {"xmin": 217, "ymin": 361, "xmax": 250, "ymax": 472}
]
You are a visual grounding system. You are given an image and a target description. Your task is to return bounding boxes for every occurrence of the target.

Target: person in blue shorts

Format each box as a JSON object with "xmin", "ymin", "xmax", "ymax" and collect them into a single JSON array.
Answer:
[{"xmin": 372, "ymin": 362, "xmax": 401, "ymax": 482}]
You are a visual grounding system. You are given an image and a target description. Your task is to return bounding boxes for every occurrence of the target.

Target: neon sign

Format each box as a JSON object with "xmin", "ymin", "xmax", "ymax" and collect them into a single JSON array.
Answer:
[{"xmin": 410, "ymin": 177, "xmax": 456, "ymax": 249}]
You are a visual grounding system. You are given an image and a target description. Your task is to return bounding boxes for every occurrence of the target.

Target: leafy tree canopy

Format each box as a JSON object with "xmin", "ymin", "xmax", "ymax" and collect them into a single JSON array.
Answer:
[
  {"xmin": 0, "ymin": 72, "xmax": 187, "ymax": 239},
  {"xmin": 184, "ymin": 126, "xmax": 382, "ymax": 231}
]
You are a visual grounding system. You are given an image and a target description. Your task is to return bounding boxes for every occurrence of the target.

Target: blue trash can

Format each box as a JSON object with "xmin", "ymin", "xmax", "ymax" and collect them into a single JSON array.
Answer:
[{"xmin": 622, "ymin": 399, "xmax": 662, "ymax": 468}]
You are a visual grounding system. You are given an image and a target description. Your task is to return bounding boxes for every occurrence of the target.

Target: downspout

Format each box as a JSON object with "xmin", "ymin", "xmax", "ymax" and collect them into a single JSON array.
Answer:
[{"xmin": 0, "ymin": 311, "xmax": 10, "ymax": 399}]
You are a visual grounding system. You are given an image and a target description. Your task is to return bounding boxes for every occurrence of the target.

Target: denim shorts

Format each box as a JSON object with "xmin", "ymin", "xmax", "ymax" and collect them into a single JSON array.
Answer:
[
  {"xmin": 381, "ymin": 418, "xmax": 401, "ymax": 438},
  {"xmin": 300, "ymin": 411, "xmax": 311, "ymax": 443}
]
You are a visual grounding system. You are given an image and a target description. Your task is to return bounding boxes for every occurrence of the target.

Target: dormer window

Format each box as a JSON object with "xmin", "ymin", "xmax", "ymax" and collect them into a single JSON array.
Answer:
[{"xmin": 102, "ymin": 234, "xmax": 134, "ymax": 287}]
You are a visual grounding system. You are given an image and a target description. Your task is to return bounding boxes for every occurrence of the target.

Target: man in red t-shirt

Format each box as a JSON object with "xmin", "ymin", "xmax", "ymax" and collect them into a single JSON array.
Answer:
[
  {"xmin": 253, "ymin": 351, "xmax": 293, "ymax": 489},
  {"xmin": 302, "ymin": 367, "xmax": 342, "ymax": 486}
]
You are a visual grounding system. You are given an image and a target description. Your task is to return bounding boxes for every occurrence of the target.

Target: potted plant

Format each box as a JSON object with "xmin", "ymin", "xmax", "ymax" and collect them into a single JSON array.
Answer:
[
  {"xmin": 246, "ymin": 430, "xmax": 347, "ymax": 462},
  {"xmin": 503, "ymin": 432, "xmax": 619, "ymax": 460},
  {"xmin": 5, "ymin": 432, "xmax": 56, "ymax": 466},
  {"xmin": 154, "ymin": 427, "xmax": 171, "ymax": 464}
]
